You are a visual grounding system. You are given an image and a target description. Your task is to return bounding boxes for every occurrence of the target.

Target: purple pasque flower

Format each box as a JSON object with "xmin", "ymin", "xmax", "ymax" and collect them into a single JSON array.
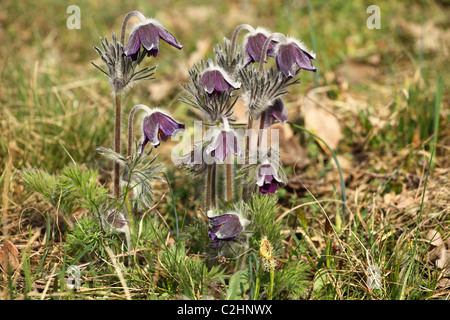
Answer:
[
  {"xmin": 208, "ymin": 212, "xmax": 249, "ymax": 248},
  {"xmin": 274, "ymin": 37, "xmax": 316, "ymax": 77},
  {"xmin": 263, "ymin": 98, "xmax": 288, "ymax": 128},
  {"xmin": 256, "ymin": 163, "xmax": 285, "ymax": 194},
  {"xmin": 205, "ymin": 117, "xmax": 243, "ymax": 162},
  {"xmin": 242, "ymin": 27, "xmax": 277, "ymax": 66},
  {"xmin": 140, "ymin": 109, "xmax": 185, "ymax": 153},
  {"xmin": 102, "ymin": 209, "xmax": 129, "ymax": 233},
  {"xmin": 124, "ymin": 18, "xmax": 182, "ymax": 61},
  {"xmin": 200, "ymin": 60, "xmax": 241, "ymax": 95}
]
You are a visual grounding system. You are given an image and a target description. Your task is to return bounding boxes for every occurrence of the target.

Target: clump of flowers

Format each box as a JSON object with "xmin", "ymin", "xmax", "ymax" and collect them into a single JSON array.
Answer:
[
  {"xmin": 177, "ymin": 24, "xmax": 316, "ymax": 262},
  {"xmin": 92, "ymin": 11, "xmax": 184, "ymax": 241}
]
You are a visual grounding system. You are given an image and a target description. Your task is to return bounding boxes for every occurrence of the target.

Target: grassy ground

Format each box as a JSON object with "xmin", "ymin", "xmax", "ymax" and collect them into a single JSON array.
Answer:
[{"xmin": 0, "ymin": 0, "xmax": 449, "ymax": 300}]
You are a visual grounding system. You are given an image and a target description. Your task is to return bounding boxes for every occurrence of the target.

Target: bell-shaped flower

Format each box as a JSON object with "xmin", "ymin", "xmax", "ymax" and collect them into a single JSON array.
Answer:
[
  {"xmin": 262, "ymin": 98, "xmax": 288, "ymax": 128},
  {"xmin": 256, "ymin": 163, "xmax": 285, "ymax": 194},
  {"xmin": 101, "ymin": 209, "xmax": 129, "ymax": 234},
  {"xmin": 140, "ymin": 109, "xmax": 185, "ymax": 153},
  {"xmin": 274, "ymin": 37, "xmax": 316, "ymax": 77},
  {"xmin": 242, "ymin": 27, "xmax": 277, "ymax": 67},
  {"xmin": 208, "ymin": 212, "xmax": 249, "ymax": 249},
  {"xmin": 200, "ymin": 61, "xmax": 241, "ymax": 95},
  {"xmin": 124, "ymin": 18, "xmax": 182, "ymax": 61},
  {"xmin": 205, "ymin": 117, "xmax": 243, "ymax": 162}
]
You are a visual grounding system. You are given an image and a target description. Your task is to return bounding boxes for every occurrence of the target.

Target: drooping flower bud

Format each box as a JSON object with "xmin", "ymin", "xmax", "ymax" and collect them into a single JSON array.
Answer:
[
  {"xmin": 208, "ymin": 211, "xmax": 249, "ymax": 249},
  {"xmin": 124, "ymin": 18, "xmax": 182, "ymax": 60},
  {"xmin": 242, "ymin": 27, "xmax": 277, "ymax": 67},
  {"xmin": 274, "ymin": 37, "xmax": 316, "ymax": 77},
  {"xmin": 205, "ymin": 116, "xmax": 243, "ymax": 162},
  {"xmin": 199, "ymin": 60, "xmax": 241, "ymax": 95},
  {"xmin": 140, "ymin": 109, "xmax": 185, "ymax": 153},
  {"xmin": 256, "ymin": 163, "xmax": 285, "ymax": 194}
]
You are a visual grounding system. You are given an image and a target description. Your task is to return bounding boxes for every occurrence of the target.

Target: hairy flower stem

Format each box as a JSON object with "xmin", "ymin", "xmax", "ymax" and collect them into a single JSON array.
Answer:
[
  {"xmin": 226, "ymin": 154, "xmax": 233, "ymax": 203},
  {"xmin": 206, "ymin": 165, "xmax": 212, "ymax": 210},
  {"xmin": 258, "ymin": 32, "xmax": 285, "ymax": 73},
  {"xmin": 211, "ymin": 163, "xmax": 217, "ymax": 208},
  {"xmin": 205, "ymin": 163, "xmax": 217, "ymax": 210},
  {"xmin": 242, "ymin": 116, "xmax": 254, "ymax": 201},
  {"xmin": 120, "ymin": 11, "xmax": 146, "ymax": 45},
  {"xmin": 127, "ymin": 104, "xmax": 152, "ymax": 157},
  {"xmin": 113, "ymin": 92, "xmax": 122, "ymax": 197},
  {"xmin": 230, "ymin": 24, "xmax": 255, "ymax": 62},
  {"xmin": 124, "ymin": 193, "xmax": 135, "ymax": 234},
  {"xmin": 258, "ymin": 110, "xmax": 266, "ymax": 148}
]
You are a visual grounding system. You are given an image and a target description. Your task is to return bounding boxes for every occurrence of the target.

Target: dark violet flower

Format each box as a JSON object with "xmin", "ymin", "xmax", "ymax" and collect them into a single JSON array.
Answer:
[
  {"xmin": 208, "ymin": 212, "xmax": 249, "ymax": 249},
  {"xmin": 124, "ymin": 18, "xmax": 182, "ymax": 61},
  {"xmin": 263, "ymin": 98, "xmax": 288, "ymax": 128},
  {"xmin": 274, "ymin": 37, "xmax": 316, "ymax": 77},
  {"xmin": 140, "ymin": 109, "xmax": 185, "ymax": 153},
  {"xmin": 242, "ymin": 27, "xmax": 277, "ymax": 67},
  {"xmin": 256, "ymin": 163, "xmax": 285, "ymax": 194},
  {"xmin": 205, "ymin": 117, "xmax": 243, "ymax": 162},
  {"xmin": 200, "ymin": 61, "xmax": 241, "ymax": 95},
  {"xmin": 101, "ymin": 209, "xmax": 129, "ymax": 234}
]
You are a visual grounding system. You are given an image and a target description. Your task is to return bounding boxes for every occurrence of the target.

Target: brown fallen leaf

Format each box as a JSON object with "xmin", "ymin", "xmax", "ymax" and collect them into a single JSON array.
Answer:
[
  {"xmin": 302, "ymin": 88, "xmax": 343, "ymax": 153},
  {"xmin": 0, "ymin": 239, "xmax": 20, "ymax": 273},
  {"xmin": 426, "ymin": 229, "xmax": 444, "ymax": 247},
  {"xmin": 270, "ymin": 123, "xmax": 310, "ymax": 169}
]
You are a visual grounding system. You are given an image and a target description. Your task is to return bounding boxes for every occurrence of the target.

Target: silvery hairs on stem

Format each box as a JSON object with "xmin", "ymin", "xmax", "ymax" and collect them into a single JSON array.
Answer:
[
  {"xmin": 97, "ymin": 146, "xmax": 164, "ymax": 211},
  {"xmin": 92, "ymin": 33, "xmax": 156, "ymax": 93},
  {"xmin": 180, "ymin": 59, "xmax": 240, "ymax": 123}
]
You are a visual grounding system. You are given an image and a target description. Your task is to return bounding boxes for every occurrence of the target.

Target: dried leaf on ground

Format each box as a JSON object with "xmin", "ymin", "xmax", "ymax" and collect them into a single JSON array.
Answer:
[
  {"xmin": 302, "ymin": 88, "xmax": 343, "ymax": 152},
  {"xmin": 0, "ymin": 239, "xmax": 20, "ymax": 273}
]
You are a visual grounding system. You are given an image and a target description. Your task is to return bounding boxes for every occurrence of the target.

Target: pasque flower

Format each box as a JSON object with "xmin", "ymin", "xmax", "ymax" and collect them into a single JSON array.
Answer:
[
  {"xmin": 140, "ymin": 109, "xmax": 185, "ymax": 153},
  {"xmin": 256, "ymin": 163, "xmax": 285, "ymax": 194},
  {"xmin": 263, "ymin": 98, "xmax": 288, "ymax": 128},
  {"xmin": 124, "ymin": 18, "xmax": 182, "ymax": 61},
  {"xmin": 200, "ymin": 60, "xmax": 241, "ymax": 95},
  {"xmin": 274, "ymin": 37, "xmax": 316, "ymax": 77},
  {"xmin": 92, "ymin": 34, "xmax": 156, "ymax": 93},
  {"xmin": 242, "ymin": 27, "xmax": 277, "ymax": 67},
  {"xmin": 205, "ymin": 117, "xmax": 242, "ymax": 162},
  {"xmin": 208, "ymin": 212, "xmax": 249, "ymax": 248}
]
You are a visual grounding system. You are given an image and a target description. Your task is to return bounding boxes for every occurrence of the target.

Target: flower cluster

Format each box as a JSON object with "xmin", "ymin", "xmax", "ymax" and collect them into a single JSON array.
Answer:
[
  {"xmin": 93, "ymin": 11, "xmax": 184, "ymax": 235},
  {"xmin": 178, "ymin": 24, "xmax": 316, "ymax": 250}
]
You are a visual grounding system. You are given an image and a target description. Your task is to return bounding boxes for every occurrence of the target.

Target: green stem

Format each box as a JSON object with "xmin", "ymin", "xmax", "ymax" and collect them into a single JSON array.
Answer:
[{"xmin": 268, "ymin": 269, "xmax": 274, "ymax": 300}]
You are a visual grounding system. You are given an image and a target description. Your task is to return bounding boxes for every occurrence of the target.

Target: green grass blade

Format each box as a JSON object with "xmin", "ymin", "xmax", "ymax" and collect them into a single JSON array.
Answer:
[{"xmin": 288, "ymin": 122, "xmax": 347, "ymax": 223}]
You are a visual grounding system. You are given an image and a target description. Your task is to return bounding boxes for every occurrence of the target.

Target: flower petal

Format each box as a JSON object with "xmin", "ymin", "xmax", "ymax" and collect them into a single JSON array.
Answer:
[
  {"xmin": 209, "ymin": 214, "xmax": 243, "ymax": 241},
  {"xmin": 276, "ymin": 44, "xmax": 298, "ymax": 77},
  {"xmin": 124, "ymin": 29, "xmax": 142, "ymax": 60},
  {"xmin": 141, "ymin": 111, "xmax": 185, "ymax": 152},
  {"xmin": 293, "ymin": 43, "xmax": 317, "ymax": 72},
  {"xmin": 267, "ymin": 98, "xmax": 287, "ymax": 125},
  {"xmin": 244, "ymin": 32, "xmax": 276, "ymax": 66},
  {"xmin": 138, "ymin": 24, "xmax": 160, "ymax": 56},
  {"xmin": 155, "ymin": 24, "xmax": 183, "ymax": 50}
]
